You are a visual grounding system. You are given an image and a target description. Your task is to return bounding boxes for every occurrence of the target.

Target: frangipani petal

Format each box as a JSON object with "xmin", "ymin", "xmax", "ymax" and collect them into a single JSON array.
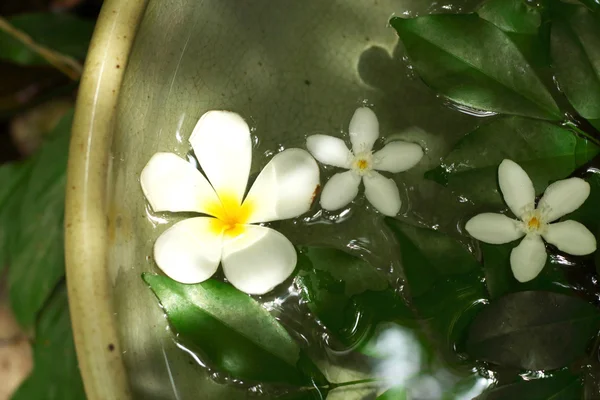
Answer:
[
  {"xmin": 373, "ymin": 141, "xmax": 424, "ymax": 173},
  {"xmin": 543, "ymin": 220, "xmax": 597, "ymax": 256},
  {"xmin": 306, "ymin": 134, "xmax": 352, "ymax": 168},
  {"xmin": 245, "ymin": 149, "xmax": 320, "ymax": 223},
  {"xmin": 320, "ymin": 170, "xmax": 361, "ymax": 211},
  {"xmin": 510, "ymin": 235, "xmax": 547, "ymax": 283},
  {"xmin": 465, "ymin": 213, "xmax": 524, "ymax": 244},
  {"xmin": 190, "ymin": 111, "xmax": 252, "ymax": 204},
  {"xmin": 141, "ymin": 152, "xmax": 221, "ymax": 215},
  {"xmin": 154, "ymin": 217, "xmax": 223, "ymax": 284},
  {"xmin": 363, "ymin": 171, "xmax": 401, "ymax": 217},
  {"xmin": 498, "ymin": 159, "xmax": 535, "ymax": 219},
  {"xmin": 222, "ymin": 225, "xmax": 296, "ymax": 295},
  {"xmin": 349, "ymin": 107, "xmax": 379, "ymax": 153},
  {"xmin": 538, "ymin": 178, "xmax": 590, "ymax": 222}
]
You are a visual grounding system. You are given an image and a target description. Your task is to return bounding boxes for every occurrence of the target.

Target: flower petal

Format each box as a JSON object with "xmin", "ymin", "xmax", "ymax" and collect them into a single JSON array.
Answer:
[
  {"xmin": 537, "ymin": 178, "xmax": 591, "ymax": 222},
  {"xmin": 319, "ymin": 170, "xmax": 361, "ymax": 211},
  {"xmin": 373, "ymin": 141, "xmax": 424, "ymax": 173},
  {"xmin": 244, "ymin": 149, "xmax": 320, "ymax": 223},
  {"xmin": 465, "ymin": 213, "xmax": 524, "ymax": 244},
  {"xmin": 543, "ymin": 220, "xmax": 597, "ymax": 256},
  {"xmin": 510, "ymin": 235, "xmax": 547, "ymax": 283},
  {"xmin": 498, "ymin": 159, "xmax": 535, "ymax": 219},
  {"xmin": 154, "ymin": 217, "xmax": 223, "ymax": 284},
  {"xmin": 306, "ymin": 134, "xmax": 352, "ymax": 168},
  {"xmin": 349, "ymin": 107, "xmax": 379, "ymax": 153},
  {"xmin": 363, "ymin": 171, "xmax": 401, "ymax": 216},
  {"xmin": 189, "ymin": 111, "xmax": 252, "ymax": 204},
  {"xmin": 222, "ymin": 225, "xmax": 296, "ymax": 295},
  {"xmin": 141, "ymin": 152, "xmax": 221, "ymax": 214}
]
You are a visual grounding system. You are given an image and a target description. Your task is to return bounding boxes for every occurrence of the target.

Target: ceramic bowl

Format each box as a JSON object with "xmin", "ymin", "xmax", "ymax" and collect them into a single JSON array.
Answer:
[{"xmin": 66, "ymin": 0, "xmax": 479, "ymax": 398}]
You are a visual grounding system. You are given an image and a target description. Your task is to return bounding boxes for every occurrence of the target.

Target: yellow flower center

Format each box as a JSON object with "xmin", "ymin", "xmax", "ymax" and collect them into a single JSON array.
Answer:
[
  {"xmin": 527, "ymin": 216, "xmax": 540, "ymax": 230},
  {"xmin": 357, "ymin": 159, "xmax": 369, "ymax": 170},
  {"xmin": 206, "ymin": 192, "xmax": 254, "ymax": 238}
]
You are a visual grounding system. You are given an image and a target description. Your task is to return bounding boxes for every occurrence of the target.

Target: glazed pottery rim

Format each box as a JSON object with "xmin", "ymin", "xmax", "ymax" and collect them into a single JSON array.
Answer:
[{"xmin": 65, "ymin": 0, "xmax": 148, "ymax": 399}]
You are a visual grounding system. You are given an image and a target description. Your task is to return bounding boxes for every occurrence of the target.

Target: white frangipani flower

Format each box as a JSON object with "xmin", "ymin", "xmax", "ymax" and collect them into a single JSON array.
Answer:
[
  {"xmin": 466, "ymin": 159, "xmax": 597, "ymax": 283},
  {"xmin": 306, "ymin": 107, "xmax": 424, "ymax": 216},
  {"xmin": 141, "ymin": 111, "xmax": 320, "ymax": 295}
]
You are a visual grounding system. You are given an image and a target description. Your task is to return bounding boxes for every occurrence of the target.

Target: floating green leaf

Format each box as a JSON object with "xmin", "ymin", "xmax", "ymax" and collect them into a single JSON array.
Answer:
[
  {"xmin": 467, "ymin": 291, "xmax": 600, "ymax": 370},
  {"xmin": 11, "ymin": 283, "xmax": 85, "ymax": 400},
  {"xmin": 143, "ymin": 274, "xmax": 321, "ymax": 385},
  {"xmin": 425, "ymin": 117, "xmax": 599, "ymax": 209},
  {"xmin": 477, "ymin": 0, "xmax": 541, "ymax": 34},
  {"xmin": 474, "ymin": 373, "xmax": 583, "ymax": 400},
  {"xmin": 7, "ymin": 111, "xmax": 73, "ymax": 328},
  {"xmin": 390, "ymin": 14, "xmax": 560, "ymax": 120},
  {"xmin": 301, "ymin": 247, "xmax": 387, "ymax": 296},
  {"xmin": 377, "ymin": 386, "xmax": 407, "ymax": 399},
  {"xmin": 551, "ymin": 4, "xmax": 600, "ymax": 130},
  {"xmin": 0, "ymin": 13, "xmax": 94, "ymax": 65}
]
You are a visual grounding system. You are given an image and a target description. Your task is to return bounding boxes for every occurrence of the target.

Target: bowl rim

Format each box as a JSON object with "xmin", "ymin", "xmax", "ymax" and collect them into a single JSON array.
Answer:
[{"xmin": 65, "ymin": 0, "xmax": 148, "ymax": 398}]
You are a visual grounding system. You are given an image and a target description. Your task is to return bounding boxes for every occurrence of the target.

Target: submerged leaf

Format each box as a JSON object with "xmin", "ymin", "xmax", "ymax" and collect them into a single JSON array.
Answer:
[
  {"xmin": 386, "ymin": 219, "xmax": 487, "ymax": 364},
  {"xmin": 467, "ymin": 291, "xmax": 600, "ymax": 370},
  {"xmin": 425, "ymin": 117, "xmax": 599, "ymax": 209},
  {"xmin": 11, "ymin": 284, "xmax": 85, "ymax": 400},
  {"xmin": 480, "ymin": 242, "xmax": 575, "ymax": 300},
  {"xmin": 385, "ymin": 219, "xmax": 480, "ymax": 297},
  {"xmin": 477, "ymin": 0, "xmax": 541, "ymax": 34},
  {"xmin": 474, "ymin": 372, "xmax": 582, "ymax": 400},
  {"xmin": 301, "ymin": 247, "xmax": 387, "ymax": 296},
  {"xmin": 143, "ymin": 274, "xmax": 321, "ymax": 385},
  {"xmin": 0, "ymin": 13, "xmax": 94, "ymax": 65},
  {"xmin": 390, "ymin": 14, "xmax": 560, "ymax": 120},
  {"xmin": 551, "ymin": 4, "xmax": 600, "ymax": 122}
]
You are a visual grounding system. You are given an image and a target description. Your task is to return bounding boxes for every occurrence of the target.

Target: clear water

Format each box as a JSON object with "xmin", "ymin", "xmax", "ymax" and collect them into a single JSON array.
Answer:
[{"xmin": 104, "ymin": 0, "xmax": 543, "ymax": 398}]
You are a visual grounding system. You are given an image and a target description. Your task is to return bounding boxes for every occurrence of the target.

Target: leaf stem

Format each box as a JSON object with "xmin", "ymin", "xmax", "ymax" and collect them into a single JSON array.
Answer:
[
  {"xmin": 329, "ymin": 378, "xmax": 380, "ymax": 390},
  {"xmin": 0, "ymin": 16, "xmax": 83, "ymax": 80},
  {"xmin": 294, "ymin": 378, "xmax": 381, "ymax": 396},
  {"xmin": 563, "ymin": 118, "xmax": 600, "ymax": 147}
]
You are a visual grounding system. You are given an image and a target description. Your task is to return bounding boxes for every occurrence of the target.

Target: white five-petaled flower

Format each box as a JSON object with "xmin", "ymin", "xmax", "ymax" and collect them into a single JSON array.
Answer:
[
  {"xmin": 141, "ymin": 111, "xmax": 320, "ymax": 295},
  {"xmin": 306, "ymin": 107, "xmax": 424, "ymax": 216},
  {"xmin": 466, "ymin": 159, "xmax": 597, "ymax": 283}
]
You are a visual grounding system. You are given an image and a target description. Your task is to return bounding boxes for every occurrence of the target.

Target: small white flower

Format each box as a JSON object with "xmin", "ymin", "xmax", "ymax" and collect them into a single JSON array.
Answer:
[
  {"xmin": 140, "ymin": 111, "xmax": 320, "ymax": 295},
  {"xmin": 306, "ymin": 107, "xmax": 424, "ymax": 216},
  {"xmin": 466, "ymin": 159, "xmax": 597, "ymax": 283}
]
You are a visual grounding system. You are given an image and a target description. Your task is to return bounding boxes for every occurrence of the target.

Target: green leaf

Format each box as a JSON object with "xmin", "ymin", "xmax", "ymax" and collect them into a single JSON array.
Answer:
[
  {"xmin": 477, "ymin": 0, "xmax": 541, "ymax": 34},
  {"xmin": 11, "ymin": 283, "xmax": 85, "ymax": 400},
  {"xmin": 385, "ymin": 219, "xmax": 480, "ymax": 297},
  {"xmin": 466, "ymin": 291, "xmax": 600, "ymax": 370},
  {"xmin": 385, "ymin": 219, "xmax": 487, "ymax": 365},
  {"xmin": 425, "ymin": 117, "xmax": 599, "ymax": 209},
  {"xmin": 390, "ymin": 14, "xmax": 560, "ymax": 120},
  {"xmin": 563, "ymin": 168, "xmax": 600, "ymax": 233},
  {"xmin": 474, "ymin": 373, "xmax": 583, "ymax": 400},
  {"xmin": 0, "ymin": 13, "xmax": 94, "ymax": 65},
  {"xmin": 301, "ymin": 247, "xmax": 387, "ymax": 296},
  {"xmin": 551, "ymin": 4, "xmax": 600, "ymax": 122},
  {"xmin": 7, "ymin": 110, "xmax": 73, "ymax": 328},
  {"xmin": 143, "ymin": 274, "xmax": 318, "ymax": 385},
  {"xmin": 481, "ymin": 242, "xmax": 576, "ymax": 299},
  {"xmin": 377, "ymin": 386, "xmax": 407, "ymax": 399},
  {"xmin": 0, "ymin": 163, "xmax": 31, "ymax": 273}
]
